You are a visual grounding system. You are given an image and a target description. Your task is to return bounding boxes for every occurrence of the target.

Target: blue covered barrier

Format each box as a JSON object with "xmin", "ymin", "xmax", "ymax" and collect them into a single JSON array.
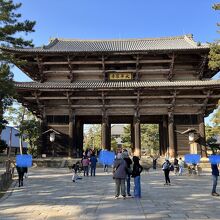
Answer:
[
  {"xmin": 99, "ymin": 150, "xmax": 115, "ymax": 166},
  {"xmin": 209, "ymin": 155, "xmax": 220, "ymax": 164},
  {"xmin": 16, "ymin": 154, "xmax": 32, "ymax": 167},
  {"xmin": 184, "ymin": 154, "xmax": 201, "ymax": 164}
]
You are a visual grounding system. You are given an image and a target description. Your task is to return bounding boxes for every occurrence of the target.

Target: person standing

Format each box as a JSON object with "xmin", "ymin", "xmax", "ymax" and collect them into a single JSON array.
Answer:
[
  {"xmin": 90, "ymin": 153, "xmax": 98, "ymax": 176},
  {"xmin": 131, "ymin": 156, "xmax": 143, "ymax": 198},
  {"xmin": 113, "ymin": 153, "xmax": 127, "ymax": 199},
  {"xmin": 162, "ymin": 159, "xmax": 171, "ymax": 185},
  {"xmin": 173, "ymin": 158, "xmax": 179, "ymax": 175},
  {"xmin": 122, "ymin": 150, "xmax": 132, "ymax": 196},
  {"xmin": 82, "ymin": 156, "xmax": 90, "ymax": 176},
  {"xmin": 150, "ymin": 155, "xmax": 159, "ymax": 170},
  {"xmin": 211, "ymin": 163, "xmax": 219, "ymax": 196}
]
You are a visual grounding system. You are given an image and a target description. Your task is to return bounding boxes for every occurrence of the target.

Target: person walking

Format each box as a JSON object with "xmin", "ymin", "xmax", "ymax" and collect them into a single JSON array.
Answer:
[
  {"xmin": 131, "ymin": 156, "xmax": 143, "ymax": 198},
  {"xmin": 179, "ymin": 158, "xmax": 184, "ymax": 176},
  {"xmin": 122, "ymin": 150, "xmax": 132, "ymax": 196},
  {"xmin": 16, "ymin": 166, "xmax": 25, "ymax": 187},
  {"xmin": 113, "ymin": 153, "xmax": 127, "ymax": 199},
  {"xmin": 211, "ymin": 163, "xmax": 219, "ymax": 196},
  {"xmin": 162, "ymin": 159, "xmax": 171, "ymax": 185},
  {"xmin": 90, "ymin": 153, "xmax": 98, "ymax": 176}
]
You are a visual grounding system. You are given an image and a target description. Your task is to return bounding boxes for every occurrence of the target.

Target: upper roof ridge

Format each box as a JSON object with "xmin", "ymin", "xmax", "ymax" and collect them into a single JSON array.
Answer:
[{"xmin": 49, "ymin": 34, "xmax": 193, "ymax": 42}]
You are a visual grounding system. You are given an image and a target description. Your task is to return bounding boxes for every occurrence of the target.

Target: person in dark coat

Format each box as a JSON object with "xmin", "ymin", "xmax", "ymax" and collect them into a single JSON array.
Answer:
[
  {"xmin": 131, "ymin": 156, "xmax": 143, "ymax": 198},
  {"xmin": 16, "ymin": 166, "xmax": 25, "ymax": 187},
  {"xmin": 122, "ymin": 150, "xmax": 132, "ymax": 196},
  {"xmin": 211, "ymin": 163, "xmax": 219, "ymax": 196},
  {"xmin": 113, "ymin": 153, "xmax": 127, "ymax": 199},
  {"xmin": 90, "ymin": 153, "xmax": 98, "ymax": 176},
  {"xmin": 162, "ymin": 159, "xmax": 171, "ymax": 185}
]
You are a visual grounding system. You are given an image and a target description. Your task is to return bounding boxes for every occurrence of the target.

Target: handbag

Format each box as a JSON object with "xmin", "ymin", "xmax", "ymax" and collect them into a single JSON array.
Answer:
[{"xmin": 113, "ymin": 163, "xmax": 120, "ymax": 179}]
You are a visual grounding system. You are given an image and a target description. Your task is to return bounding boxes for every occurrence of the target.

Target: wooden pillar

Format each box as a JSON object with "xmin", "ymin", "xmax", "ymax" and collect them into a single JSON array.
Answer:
[
  {"xmin": 39, "ymin": 108, "xmax": 47, "ymax": 156},
  {"xmin": 134, "ymin": 115, "xmax": 141, "ymax": 157},
  {"xmin": 159, "ymin": 122, "xmax": 163, "ymax": 156},
  {"xmin": 102, "ymin": 113, "xmax": 110, "ymax": 150},
  {"xmin": 168, "ymin": 112, "xmax": 175, "ymax": 158},
  {"xmin": 130, "ymin": 123, "xmax": 135, "ymax": 153},
  {"xmin": 75, "ymin": 118, "xmax": 83, "ymax": 158},
  {"xmin": 198, "ymin": 114, "xmax": 207, "ymax": 158},
  {"xmin": 162, "ymin": 115, "xmax": 168, "ymax": 156},
  {"xmin": 68, "ymin": 109, "xmax": 74, "ymax": 157}
]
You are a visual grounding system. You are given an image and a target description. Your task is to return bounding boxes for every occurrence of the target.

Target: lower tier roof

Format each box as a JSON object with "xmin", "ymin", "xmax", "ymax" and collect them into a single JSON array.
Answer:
[{"xmin": 15, "ymin": 80, "xmax": 220, "ymax": 90}]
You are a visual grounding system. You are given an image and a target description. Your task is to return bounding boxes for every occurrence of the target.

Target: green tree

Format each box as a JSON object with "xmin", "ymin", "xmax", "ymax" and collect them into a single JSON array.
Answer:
[
  {"xmin": 5, "ymin": 103, "xmax": 40, "ymax": 156},
  {"xmin": 121, "ymin": 124, "xmax": 159, "ymax": 154},
  {"xmin": 20, "ymin": 119, "xmax": 41, "ymax": 157},
  {"xmin": 121, "ymin": 125, "xmax": 131, "ymax": 149},
  {"xmin": 0, "ymin": 0, "xmax": 35, "ymax": 134},
  {"xmin": 84, "ymin": 125, "xmax": 101, "ymax": 150},
  {"xmin": 209, "ymin": 3, "xmax": 220, "ymax": 71},
  {"xmin": 141, "ymin": 124, "xmax": 159, "ymax": 155}
]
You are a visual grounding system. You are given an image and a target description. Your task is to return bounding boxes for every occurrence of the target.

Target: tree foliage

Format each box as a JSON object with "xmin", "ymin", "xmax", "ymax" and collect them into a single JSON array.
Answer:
[
  {"xmin": 0, "ymin": 0, "xmax": 35, "ymax": 133},
  {"xmin": 206, "ymin": 100, "xmax": 220, "ymax": 154},
  {"xmin": 121, "ymin": 124, "xmax": 159, "ymax": 155}
]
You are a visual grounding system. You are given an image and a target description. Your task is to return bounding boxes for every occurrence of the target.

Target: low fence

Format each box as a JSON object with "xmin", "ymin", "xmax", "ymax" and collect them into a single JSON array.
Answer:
[{"xmin": 0, "ymin": 171, "xmax": 13, "ymax": 192}]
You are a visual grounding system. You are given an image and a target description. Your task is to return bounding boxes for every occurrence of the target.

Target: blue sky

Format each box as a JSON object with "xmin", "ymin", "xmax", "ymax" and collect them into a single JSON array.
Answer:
[{"xmin": 12, "ymin": 0, "xmax": 220, "ymax": 124}]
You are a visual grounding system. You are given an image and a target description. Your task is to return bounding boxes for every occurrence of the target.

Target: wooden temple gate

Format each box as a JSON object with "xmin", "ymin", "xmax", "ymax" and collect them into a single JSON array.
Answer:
[{"xmin": 2, "ymin": 34, "xmax": 220, "ymax": 158}]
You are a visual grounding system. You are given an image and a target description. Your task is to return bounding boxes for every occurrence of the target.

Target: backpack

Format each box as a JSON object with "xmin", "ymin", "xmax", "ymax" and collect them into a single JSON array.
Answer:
[
  {"xmin": 162, "ymin": 162, "xmax": 169, "ymax": 170},
  {"xmin": 169, "ymin": 164, "xmax": 174, "ymax": 171}
]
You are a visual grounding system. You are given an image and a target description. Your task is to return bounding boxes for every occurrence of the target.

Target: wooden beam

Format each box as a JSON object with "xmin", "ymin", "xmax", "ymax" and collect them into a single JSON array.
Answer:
[
  {"xmin": 22, "ymin": 94, "xmax": 220, "ymax": 100},
  {"xmin": 42, "ymin": 68, "xmax": 171, "ymax": 74},
  {"xmin": 40, "ymin": 59, "xmax": 173, "ymax": 65},
  {"xmin": 37, "ymin": 103, "xmax": 216, "ymax": 109}
]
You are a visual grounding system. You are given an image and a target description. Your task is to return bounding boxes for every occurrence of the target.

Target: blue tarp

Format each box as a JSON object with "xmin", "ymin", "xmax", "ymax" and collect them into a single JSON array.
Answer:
[
  {"xmin": 184, "ymin": 154, "xmax": 201, "ymax": 164},
  {"xmin": 209, "ymin": 155, "xmax": 220, "ymax": 164},
  {"xmin": 99, "ymin": 150, "xmax": 115, "ymax": 165},
  {"xmin": 16, "ymin": 154, "xmax": 32, "ymax": 167}
]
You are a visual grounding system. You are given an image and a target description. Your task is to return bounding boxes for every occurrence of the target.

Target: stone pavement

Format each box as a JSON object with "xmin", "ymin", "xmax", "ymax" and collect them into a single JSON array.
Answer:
[{"xmin": 0, "ymin": 167, "xmax": 220, "ymax": 220}]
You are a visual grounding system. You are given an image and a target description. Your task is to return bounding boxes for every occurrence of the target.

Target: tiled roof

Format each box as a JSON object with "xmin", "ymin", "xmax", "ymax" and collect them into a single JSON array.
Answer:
[
  {"xmin": 1, "ymin": 35, "xmax": 209, "ymax": 53},
  {"xmin": 15, "ymin": 80, "xmax": 220, "ymax": 90}
]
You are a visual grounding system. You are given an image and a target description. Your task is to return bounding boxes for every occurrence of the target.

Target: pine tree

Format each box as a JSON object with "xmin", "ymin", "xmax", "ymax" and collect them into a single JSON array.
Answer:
[
  {"xmin": 0, "ymin": 0, "xmax": 35, "ymax": 133},
  {"xmin": 208, "ymin": 3, "xmax": 220, "ymax": 71}
]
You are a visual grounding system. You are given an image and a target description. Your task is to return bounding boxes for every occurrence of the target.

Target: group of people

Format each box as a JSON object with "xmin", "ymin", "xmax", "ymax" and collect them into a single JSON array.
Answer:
[{"xmin": 113, "ymin": 149, "xmax": 143, "ymax": 199}]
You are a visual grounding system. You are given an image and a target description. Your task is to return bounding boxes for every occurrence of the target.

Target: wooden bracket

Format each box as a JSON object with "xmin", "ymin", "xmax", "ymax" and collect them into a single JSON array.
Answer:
[
  {"xmin": 67, "ymin": 55, "xmax": 74, "ymax": 82},
  {"xmin": 135, "ymin": 55, "xmax": 140, "ymax": 81},
  {"xmin": 198, "ymin": 55, "xmax": 208, "ymax": 80},
  {"xmin": 36, "ymin": 56, "xmax": 45, "ymax": 82},
  {"xmin": 167, "ymin": 53, "xmax": 175, "ymax": 81}
]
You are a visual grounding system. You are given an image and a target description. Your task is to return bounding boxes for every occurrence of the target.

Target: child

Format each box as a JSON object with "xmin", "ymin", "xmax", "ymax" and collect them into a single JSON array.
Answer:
[
  {"xmin": 71, "ymin": 163, "xmax": 82, "ymax": 182},
  {"xmin": 131, "ymin": 156, "xmax": 143, "ymax": 198}
]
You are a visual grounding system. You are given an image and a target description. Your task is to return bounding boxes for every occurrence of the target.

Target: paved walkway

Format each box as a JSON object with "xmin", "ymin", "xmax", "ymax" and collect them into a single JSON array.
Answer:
[{"xmin": 0, "ymin": 167, "xmax": 219, "ymax": 220}]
